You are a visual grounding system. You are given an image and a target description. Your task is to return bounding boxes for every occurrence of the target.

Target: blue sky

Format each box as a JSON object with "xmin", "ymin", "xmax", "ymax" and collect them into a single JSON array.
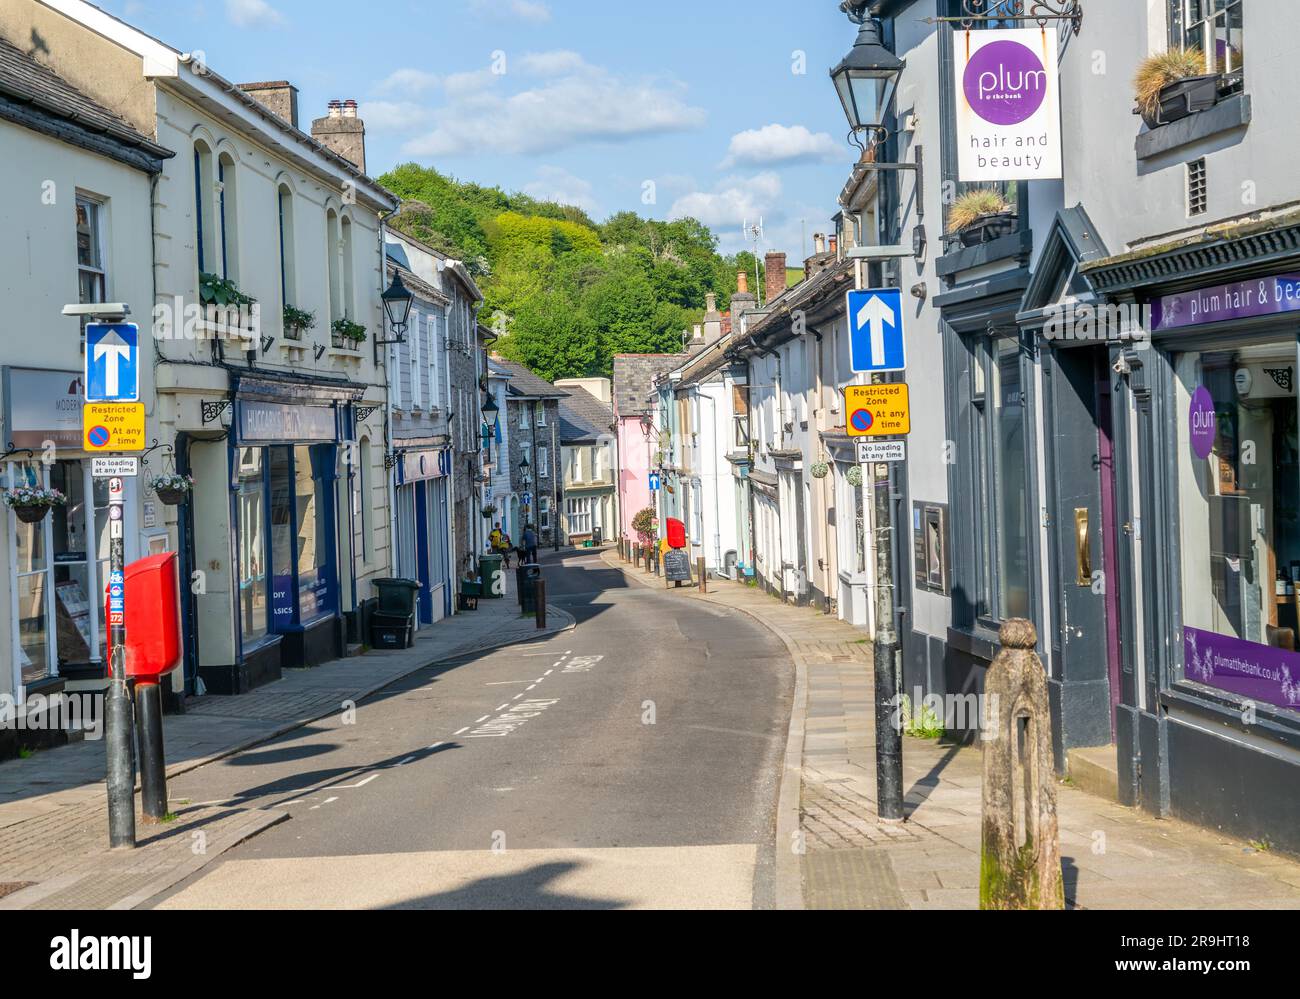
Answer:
[{"xmin": 101, "ymin": 0, "xmax": 862, "ymax": 257}]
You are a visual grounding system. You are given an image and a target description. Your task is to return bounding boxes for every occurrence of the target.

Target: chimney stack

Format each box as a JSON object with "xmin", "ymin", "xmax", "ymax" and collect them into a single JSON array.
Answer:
[
  {"xmin": 813, "ymin": 232, "xmax": 827, "ymax": 255},
  {"xmin": 765, "ymin": 252, "xmax": 787, "ymax": 305},
  {"xmin": 731, "ymin": 270, "xmax": 757, "ymax": 322},
  {"xmin": 312, "ymin": 98, "xmax": 367, "ymax": 173},
  {"xmin": 238, "ymin": 81, "xmax": 300, "ymax": 129},
  {"xmin": 703, "ymin": 292, "xmax": 723, "ymax": 346},
  {"xmin": 737, "ymin": 270, "xmax": 749, "ymax": 295}
]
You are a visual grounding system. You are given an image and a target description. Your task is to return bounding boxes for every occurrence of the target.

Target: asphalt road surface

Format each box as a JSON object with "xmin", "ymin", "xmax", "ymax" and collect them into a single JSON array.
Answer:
[{"xmin": 151, "ymin": 549, "xmax": 794, "ymax": 910}]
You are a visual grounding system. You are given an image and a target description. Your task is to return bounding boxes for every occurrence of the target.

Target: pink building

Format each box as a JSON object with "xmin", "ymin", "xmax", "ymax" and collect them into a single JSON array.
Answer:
[{"xmin": 612, "ymin": 354, "xmax": 686, "ymax": 542}]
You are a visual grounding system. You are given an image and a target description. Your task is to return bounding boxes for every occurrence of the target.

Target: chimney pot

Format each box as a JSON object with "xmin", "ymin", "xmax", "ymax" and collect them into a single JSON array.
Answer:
[
  {"xmin": 737, "ymin": 271, "xmax": 749, "ymax": 295},
  {"xmin": 813, "ymin": 233, "xmax": 826, "ymax": 255}
]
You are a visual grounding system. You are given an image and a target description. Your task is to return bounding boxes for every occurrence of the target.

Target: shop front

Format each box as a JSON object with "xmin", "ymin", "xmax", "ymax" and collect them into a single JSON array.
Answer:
[
  {"xmin": 1, "ymin": 367, "xmax": 155, "ymax": 701},
  {"xmin": 1086, "ymin": 223, "xmax": 1300, "ymax": 852},
  {"xmin": 394, "ymin": 447, "xmax": 453, "ymax": 625},
  {"xmin": 214, "ymin": 399, "xmax": 345, "ymax": 692}
]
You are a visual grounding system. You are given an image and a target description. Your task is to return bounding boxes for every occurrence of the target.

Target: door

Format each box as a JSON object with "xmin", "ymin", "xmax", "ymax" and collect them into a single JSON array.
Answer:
[{"xmin": 1045, "ymin": 345, "xmax": 1119, "ymax": 747}]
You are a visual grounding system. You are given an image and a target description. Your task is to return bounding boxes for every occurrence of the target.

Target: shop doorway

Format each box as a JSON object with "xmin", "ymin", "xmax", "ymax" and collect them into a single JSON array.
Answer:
[{"xmin": 1044, "ymin": 344, "xmax": 1122, "ymax": 746}]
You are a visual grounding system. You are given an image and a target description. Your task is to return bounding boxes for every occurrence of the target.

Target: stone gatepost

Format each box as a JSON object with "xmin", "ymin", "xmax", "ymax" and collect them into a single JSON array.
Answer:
[{"xmin": 979, "ymin": 619, "xmax": 1065, "ymax": 910}]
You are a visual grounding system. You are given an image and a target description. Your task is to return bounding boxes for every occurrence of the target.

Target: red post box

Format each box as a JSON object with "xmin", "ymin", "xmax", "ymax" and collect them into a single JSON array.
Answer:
[
  {"xmin": 104, "ymin": 552, "xmax": 183, "ymax": 683},
  {"xmin": 666, "ymin": 517, "xmax": 687, "ymax": 550}
]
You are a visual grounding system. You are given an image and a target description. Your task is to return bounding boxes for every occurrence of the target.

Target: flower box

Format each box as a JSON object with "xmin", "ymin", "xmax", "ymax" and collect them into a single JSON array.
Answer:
[
  {"xmin": 1154, "ymin": 73, "xmax": 1221, "ymax": 126},
  {"xmin": 957, "ymin": 211, "xmax": 1018, "ymax": 248}
]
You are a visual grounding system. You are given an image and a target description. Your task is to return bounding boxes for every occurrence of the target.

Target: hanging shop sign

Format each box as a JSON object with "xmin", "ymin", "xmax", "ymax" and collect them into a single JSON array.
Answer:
[
  {"xmin": 955, "ymin": 27, "xmax": 1062, "ymax": 182},
  {"xmin": 1184, "ymin": 626, "xmax": 1300, "ymax": 712},
  {"xmin": 397, "ymin": 448, "xmax": 451, "ymax": 485}
]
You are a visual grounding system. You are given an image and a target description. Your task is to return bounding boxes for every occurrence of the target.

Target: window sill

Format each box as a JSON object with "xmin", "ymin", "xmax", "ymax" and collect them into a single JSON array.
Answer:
[
  {"xmin": 1135, "ymin": 93, "xmax": 1251, "ymax": 160},
  {"xmin": 946, "ymin": 624, "xmax": 1001, "ymax": 664},
  {"xmin": 1161, "ymin": 682, "xmax": 1300, "ymax": 751},
  {"xmin": 935, "ymin": 228, "xmax": 1033, "ymax": 279}
]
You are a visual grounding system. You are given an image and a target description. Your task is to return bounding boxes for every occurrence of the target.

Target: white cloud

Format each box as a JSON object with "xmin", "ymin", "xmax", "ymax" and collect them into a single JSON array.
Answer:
[
  {"xmin": 403, "ymin": 57, "xmax": 706, "ymax": 157},
  {"xmin": 668, "ymin": 172, "xmax": 783, "ymax": 229},
  {"xmin": 375, "ymin": 68, "xmax": 440, "ymax": 97},
  {"xmin": 518, "ymin": 50, "xmax": 590, "ymax": 77},
  {"xmin": 522, "ymin": 165, "xmax": 599, "ymax": 214},
  {"xmin": 720, "ymin": 124, "xmax": 841, "ymax": 167},
  {"xmin": 469, "ymin": 0, "xmax": 552, "ymax": 23},
  {"xmin": 359, "ymin": 101, "xmax": 437, "ymax": 133},
  {"xmin": 225, "ymin": 0, "xmax": 283, "ymax": 28}
]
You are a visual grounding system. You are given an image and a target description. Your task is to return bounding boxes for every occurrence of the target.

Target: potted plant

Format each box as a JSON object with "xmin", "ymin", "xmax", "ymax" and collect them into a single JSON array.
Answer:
[
  {"xmin": 947, "ymin": 189, "xmax": 1016, "ymax": 247},
  {"xmin": 151, "ymin": 473, "xmax": 194, "ymax": 506},
  {"xmin": 846, "ymin": 465, "xmax": 864, "ymax": 488},
  {"xmin": 810, "ymin": 460, "xmax": 830, "ymax": 480},
  {"xmin": 331, "ymin": 318, "xmax": 367, "ymax": 348},
  {"xmin": 2, "ymin": 486, "xmax": 67, "ymax": 524},
  {"xmin": 282, "ymin": 305, "xmax": 316, "ymax": 342},
  {"xmin": 481, "ymin": 503, "xmax": 498, "ymax": 520},
  {"xmin": 1133, "ymin": 48, "xmax": 1217, "ymax": 128}
]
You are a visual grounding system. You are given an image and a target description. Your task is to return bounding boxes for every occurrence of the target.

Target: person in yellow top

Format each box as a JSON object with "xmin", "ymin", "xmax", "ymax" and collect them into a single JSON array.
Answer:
[{"xmin": 489, "ymin": 523, "xmax": 504, "ymax": 552}]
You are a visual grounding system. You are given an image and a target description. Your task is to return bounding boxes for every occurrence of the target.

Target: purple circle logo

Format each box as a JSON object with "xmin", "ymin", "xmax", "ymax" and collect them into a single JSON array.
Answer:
[
  {"xmin": 1189, "ymin": 386, "xmax": 1217, "ymax": 460},
  {"xmin": 963, "ymin": 40, "xmax": 1048, "ymax": 125}
]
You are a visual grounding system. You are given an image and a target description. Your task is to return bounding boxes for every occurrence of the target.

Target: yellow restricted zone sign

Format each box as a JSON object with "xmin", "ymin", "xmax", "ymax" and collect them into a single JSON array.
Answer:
[
  {"xmin": 83, "ymin": 402, "xmax": 146, "ymax": 452},
  {"xmin": 845, "ymin": 383, "xmax": 910, "ymax": 437}
]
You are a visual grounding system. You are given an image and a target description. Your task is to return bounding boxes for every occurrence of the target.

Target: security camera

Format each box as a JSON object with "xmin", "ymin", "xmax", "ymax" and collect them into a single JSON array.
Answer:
[
  {"xmin": 1112, "ymin": 353, "xmax": 1132, "ymax": 376},
  {"xmin": 62, "ymin": 303, "xmax": 131, "ymax": 320}
]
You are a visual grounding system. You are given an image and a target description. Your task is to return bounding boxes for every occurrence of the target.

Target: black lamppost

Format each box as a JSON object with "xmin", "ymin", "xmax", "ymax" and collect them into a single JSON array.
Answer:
[
  {"xmin": 375, "ymin": 272, "xmax": 414, "ymax": 364},
  {"xmin": 830, "ymin": 1, "xmax": 904, "ymax": 154},
  {"xmin": 833, "ymin": 0, "xmax": 905, "ymax": 825}
]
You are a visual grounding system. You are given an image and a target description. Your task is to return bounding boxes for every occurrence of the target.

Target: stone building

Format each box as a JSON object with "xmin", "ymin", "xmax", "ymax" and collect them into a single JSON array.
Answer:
[{"xmin": 491, "ymin": 359, "xmax": 565, "ymax": 547}]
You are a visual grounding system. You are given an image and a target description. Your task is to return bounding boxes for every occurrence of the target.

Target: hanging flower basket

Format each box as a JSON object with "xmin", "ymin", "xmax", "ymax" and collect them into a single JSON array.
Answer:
[
  {"xmin": 2, "ymin": 486, "xmax": 67, "ymax": 524},
  {"xmin": 810, "ymin": 461, "xmax": 830, "ymax": 480},
  {"xmin": 151, "ymin": 473, "xmax": 194, "ymax": 506},
  {"xmin": 846, "ymin": 465, "xmax": 864, "ymax": 488},
  {"xmin": 481, "ymin": 504, "xmax": 498, "ymax": 520}
]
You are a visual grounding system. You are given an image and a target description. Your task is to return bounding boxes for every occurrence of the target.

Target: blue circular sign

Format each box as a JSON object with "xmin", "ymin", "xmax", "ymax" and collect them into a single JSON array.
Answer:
[
  {"xmin": 88, "ymin": 425, "xmax": 110, "ymax": 447},
  {"xmin": 851, "ymin": 409, "xmax": 874, "ymax": 432}
]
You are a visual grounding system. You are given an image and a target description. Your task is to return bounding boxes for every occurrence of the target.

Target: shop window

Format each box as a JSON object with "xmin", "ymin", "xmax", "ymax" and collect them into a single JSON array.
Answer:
[
  {"xmin": 567, "ymin": 497, "xmax": 592, "ymax": 535},
  {"xmin": 9, "ymin": 462, "xmax": 51, "ymax": 685},
  {"xmin": 1176, "ymin": 341, "xmax": 1300, "ymax": 711},
  {"xmin": 1169, "ymin": 0, "xmax": 1244, "ymax": 95},
  {"xmin": 967, "ymin": 334, "xmax": 1032, "ymax": 622},
  {"xmin": 50, "ymin": 462, "xmax": 108, "ymax": 668},
  {"xmin": 236, "ymin": 448, "xmax": 269, "ymax": 646},
  {"xmin": 295, "ymin": 445, "xmax": 331, "ymax": 621}
]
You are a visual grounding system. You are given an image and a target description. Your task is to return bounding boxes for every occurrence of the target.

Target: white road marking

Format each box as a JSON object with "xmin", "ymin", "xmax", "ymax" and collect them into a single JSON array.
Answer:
[
  {"xmin": 453, "ymin": 727, "xmax": 470, "ymax": 736},
  {"xmin": 357, "ymin": 774, "xmax": 379, "ymax": 787},
  {"xmin": 526, "ymin": 684, "xmax": 538, "ymax": 691},
  {"xmin": 466, "ymin": 698, "xmax": 560, "ymax": 738},
  {"xmin": 281, "ymin": 800, "xmax": 305, "ymax": 808},
  {"xmin": 428, "ymin": 742, "xmax": 446, "ymax": 751},
  {"xmin": 544, "ymin": 669, "xmax": 555, "ymax": 676},
  {"xmin": 399, "ymin": 756, "xmax": 416, "ymax": 766},
  {"xmin": 496, "ymin": 703, "xmax": 510, "ymax": 711},
  {"xmin": 475, "ymin": 715, "xmax": 490, "ymax": 724},
  {"xmin": 485, "ymin": 680, "xmax": 531, "ymax": 686}
]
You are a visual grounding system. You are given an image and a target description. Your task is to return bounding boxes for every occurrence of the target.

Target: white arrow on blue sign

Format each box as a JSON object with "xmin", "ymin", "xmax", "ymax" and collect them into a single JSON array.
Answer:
[
  {"xmin": 649, "ymin": 473, "xmax": 661, "ymax": 492},
  {"xmin": 85, "ymin": 323, "xmax": 140, "ymax": 402},
  {"xmin": 846, "ymin": 289, "xmax": 906, "ymax": 375}
]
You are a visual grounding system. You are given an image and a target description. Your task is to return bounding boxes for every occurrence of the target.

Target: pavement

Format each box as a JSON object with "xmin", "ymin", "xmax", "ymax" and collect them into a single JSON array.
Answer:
[
  {"xmin": 599, "ymin": 547, "xmax": 1300, "ymax": 910},
  {"xmin": 0, "ymin": 575, "xmax": 574, "ymax": 910}
]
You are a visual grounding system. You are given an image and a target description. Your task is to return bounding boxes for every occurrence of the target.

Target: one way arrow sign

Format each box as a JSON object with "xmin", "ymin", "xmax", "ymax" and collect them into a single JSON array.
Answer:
[
  {"xmin": 85, "ymin": 323, "xmax": 140, "ymax": 402},
  {"xmin": 846, "ymin": 289, "xmax": 906, "ymax": 374}
]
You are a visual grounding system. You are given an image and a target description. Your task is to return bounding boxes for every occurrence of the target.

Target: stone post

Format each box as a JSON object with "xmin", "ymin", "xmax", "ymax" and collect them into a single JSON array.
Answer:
[{"xmin": 979, "ymin": 619, "xmax": 1064, "ymax": 911}]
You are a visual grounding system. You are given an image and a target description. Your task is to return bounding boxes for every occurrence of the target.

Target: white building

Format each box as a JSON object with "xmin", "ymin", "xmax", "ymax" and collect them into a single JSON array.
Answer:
[{"xmin": 0, "ymin": 34, "xmax": 172, "ymax": 739}]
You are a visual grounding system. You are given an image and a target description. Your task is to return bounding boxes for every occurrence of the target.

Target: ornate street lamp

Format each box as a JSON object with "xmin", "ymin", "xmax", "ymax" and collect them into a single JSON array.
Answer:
[
  {"xmin": 375, "ymin": 271, "xmax": 414, "ymax": 363},
  {"xmin": 830, "ymin": 1, "xmax": 904, "ymax": 151}
]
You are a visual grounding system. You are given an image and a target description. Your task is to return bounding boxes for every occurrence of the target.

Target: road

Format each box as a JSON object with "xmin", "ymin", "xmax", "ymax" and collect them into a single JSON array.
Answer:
[{"xmin": 151, "ymin": 549, "xmax": 794, "ymax": 909}]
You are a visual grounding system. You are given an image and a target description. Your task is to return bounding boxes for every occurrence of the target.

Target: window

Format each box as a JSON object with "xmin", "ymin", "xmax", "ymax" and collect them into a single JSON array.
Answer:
[
  {"xmin": 427, "ymin": 315, "xmax": 440, "ymax": 410},
  {"xmin": 1170, "ymin": 0, "xmax": 1244, "ymax": 93},
  {"xmin": 194, "ymin": 141, "xmax": 216, "ymax": 273},
  {"xmin": 358, "ymin": 437, "xmax": 372, "ymax": 564},
  {"xmin": 592, "ymin": 445, "xmax": 602, "ymax": 481},
  {"xmin": 277, "ymin": 185, "xmax": 296, "ymax": 314},
  {"xmin": 539, "ymin": 495, "xmax": 551, "ymax": 532},
  {"xmin": 520, "ymin": 405, "xmax": 531, "ymax": 430},
  {"xmin": 216, "ymin": 151, "xmax": 239, "ymax": 280},
  {"xmin": 567, "ymin": 497, "xmax": 593, "ymax": 535},
  {"xmin": 326, "ymin": 209, "xmax": 342, "ymax": 326},
  {"xmin": 340, "ymin": 216, "xmax": 355, "ymax": 320},
  {"xmin": 536, "ymin": 403, "xmax": 547, "ymax": 427},
  {"xmin": 1176, "ymin": 339, "xmax": 1300, "ymax": 712},
  {"xmin": 76, "ymin": 196, "xmax": 106, "ymax": 307},
  {"xmin": 411, "ymin": 305, "xmax": 423, "ymax": 410},
  {"xmin": 568, "ymin": 448, "xmax": 581, "ymax": 483},
  {"xmin": 538, "ymin": 446, "xmax": 549, "ymax": 479},
  {"xmin": 967, "ymin": 334, "xmax": 1032, "ymax": 622},
  {"xmin": 236, "ymin": 447, "xmax": 268, "ymax": 645}
]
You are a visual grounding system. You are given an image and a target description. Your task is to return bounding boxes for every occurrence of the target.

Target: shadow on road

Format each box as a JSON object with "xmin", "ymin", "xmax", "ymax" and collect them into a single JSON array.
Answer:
[{"xmin": 379, "ymin": 861, "xmax": 625, "ymax": 910}]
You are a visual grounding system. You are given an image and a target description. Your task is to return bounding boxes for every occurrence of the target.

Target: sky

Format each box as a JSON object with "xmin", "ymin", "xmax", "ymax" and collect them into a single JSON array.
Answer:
[{"xmin": 99, "ymin": 0, "xmax": 863, "ymax": 258}]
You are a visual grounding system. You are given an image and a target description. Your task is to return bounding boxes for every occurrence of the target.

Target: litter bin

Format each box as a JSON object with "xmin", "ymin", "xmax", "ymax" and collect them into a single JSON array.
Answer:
[
  {"xmin": 517, "ymin": 563, "xmax": 542, "ymax": 613},
  {"xmin": 479, "ymin": 554, "xmax": 504, "ymax": 599},
  {"xmin": 370, "ymin": 578, "xmax": 420, "ymax": 650}
]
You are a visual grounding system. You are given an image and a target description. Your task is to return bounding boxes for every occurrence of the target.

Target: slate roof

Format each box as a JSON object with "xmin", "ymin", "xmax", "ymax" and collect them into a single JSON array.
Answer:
[
  {"xmin": 490, "ymin": 358, "xmax": 568, "ymax": 399},
  {"xmin": 559, "ymin": 386, "xmax": 614, "ymax": 445},
  {"xmin": 0, "ymin": 35, "xmax": 172, "ymax": 167},
  {"xmin": 612, "ymin": 354, "xmax": 686, "ymax": 417}
]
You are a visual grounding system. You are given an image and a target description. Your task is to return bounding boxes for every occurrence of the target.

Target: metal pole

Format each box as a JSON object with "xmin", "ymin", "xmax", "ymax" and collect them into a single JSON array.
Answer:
[
  {"xmin": 871, "ymin": 453, "xmax": 904, "ymax": 822},
  {"xmin": 105, "ymin": 476, "xmax": 135, "ymax": 847},
  {"xmin": 135, "ymin": 681, "xmax": 168, "ymax": 822}
]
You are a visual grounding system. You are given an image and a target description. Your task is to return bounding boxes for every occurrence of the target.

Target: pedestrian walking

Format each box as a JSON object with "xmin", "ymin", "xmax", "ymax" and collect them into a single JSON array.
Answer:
[{"xmin": 522, "ymin": 523, "xmax": 539, "ymax": 565}]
